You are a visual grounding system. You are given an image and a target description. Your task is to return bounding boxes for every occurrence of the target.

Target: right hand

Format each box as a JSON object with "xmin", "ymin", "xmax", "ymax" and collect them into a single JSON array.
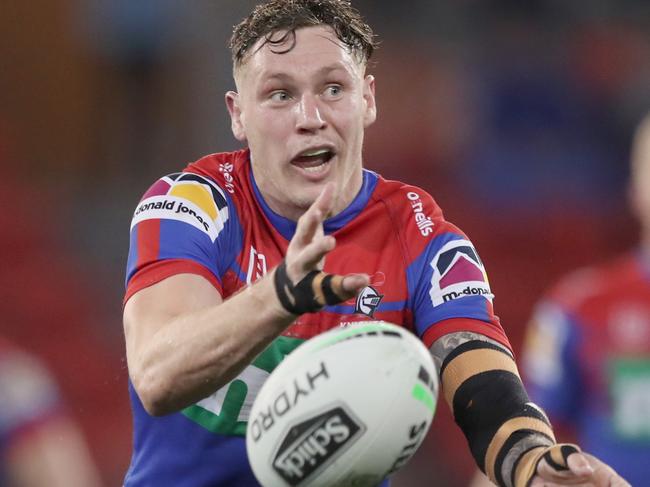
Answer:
[{"xmin": 284, "ymin": 183, "xmax": 369, "ymax": 300}]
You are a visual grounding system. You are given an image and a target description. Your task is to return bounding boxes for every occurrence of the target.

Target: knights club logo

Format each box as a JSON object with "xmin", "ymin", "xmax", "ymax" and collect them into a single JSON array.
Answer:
[{"xmin": 355, "ymin": 286, "xmax": 384, "ymax": 317}]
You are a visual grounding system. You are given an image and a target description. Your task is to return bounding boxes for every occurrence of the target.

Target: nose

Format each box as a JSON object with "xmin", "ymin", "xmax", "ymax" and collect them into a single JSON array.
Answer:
[{"xmin": 295, "ymin": 94, "xmax": 326, "ymax": 132}]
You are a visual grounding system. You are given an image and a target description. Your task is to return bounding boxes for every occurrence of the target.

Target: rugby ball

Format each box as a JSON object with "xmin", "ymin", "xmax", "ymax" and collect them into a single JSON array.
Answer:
[{"xmin": 246, "ymin": 321, "xmax": 438, "ymax": 487}]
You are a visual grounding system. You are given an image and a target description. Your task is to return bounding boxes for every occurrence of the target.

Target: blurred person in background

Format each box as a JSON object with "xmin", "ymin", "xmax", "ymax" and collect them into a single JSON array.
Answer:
[
  {"xmin": 518, "ymin": 113, "xmax": 650, "ymax": 485},
  {"xmin": 472, "ymin": 114, "xmax": 650, "ymax": 487},
  {"xmin": 121, "ymin": 1, "xmax": 630, "ymax": 486},
  {"xmin": 0, "ymin": 113, "xmax": 132, "ymax": 483},
  {"xmin": 0, "ymin": 336, "xmax": 102, "ymax": 487}
]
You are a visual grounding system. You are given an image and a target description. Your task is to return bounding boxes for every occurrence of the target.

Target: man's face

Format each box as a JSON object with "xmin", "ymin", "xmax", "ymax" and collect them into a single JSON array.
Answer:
[{"xmin": 226, "ymin": 25, "xmax": 376, "ymax": 220}]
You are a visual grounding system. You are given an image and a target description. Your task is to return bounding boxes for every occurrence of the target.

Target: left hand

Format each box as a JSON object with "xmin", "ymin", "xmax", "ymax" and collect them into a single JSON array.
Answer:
[{"xmin": 530, "ymin": 450, "xmax": 630, "ymax": 487}]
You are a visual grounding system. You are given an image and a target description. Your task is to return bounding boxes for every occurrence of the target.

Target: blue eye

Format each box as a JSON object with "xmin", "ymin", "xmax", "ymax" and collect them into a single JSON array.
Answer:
[
  {"xmin": 325, "ymin": 85, "xmax": 342, "ymax": 97},
  {"xmin": 270, "ymin": 91, "xmax": 290, "ymax": 102}
]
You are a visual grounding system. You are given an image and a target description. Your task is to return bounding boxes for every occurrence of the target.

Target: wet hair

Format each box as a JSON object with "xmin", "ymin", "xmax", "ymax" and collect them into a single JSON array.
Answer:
[{"xmin": 230, "ymin": 0, "xmax": 377, "ymax": 67}]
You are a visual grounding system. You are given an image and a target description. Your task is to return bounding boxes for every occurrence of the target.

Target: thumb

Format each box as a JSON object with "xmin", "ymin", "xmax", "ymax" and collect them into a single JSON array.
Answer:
[
  {"xmin": 567, "ymin": 452, "xmax": 594, "ymax": 477},
  {"xmin": 341, "ymin": 274, "xmax": 370, "ymax": 296}
]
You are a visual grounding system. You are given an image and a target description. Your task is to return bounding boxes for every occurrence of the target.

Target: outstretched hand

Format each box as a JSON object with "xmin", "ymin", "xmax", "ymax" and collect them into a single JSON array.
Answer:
[
  {"xmin": 530, "ymin": 451, "xmax": 630, "ymax": 487},
  {"xmin": 284, "ymin": 183, "xmax": 368, "ymax": 301}
]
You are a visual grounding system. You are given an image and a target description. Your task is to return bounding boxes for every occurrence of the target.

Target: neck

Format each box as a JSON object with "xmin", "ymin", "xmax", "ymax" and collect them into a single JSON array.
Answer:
[
  {"xmin": 264, "ymin": 175, "xmax": 364, "ymax": 222},
  {"xmin": 250, "ymin": 163, "xmax": 364, "ymax": 222}
]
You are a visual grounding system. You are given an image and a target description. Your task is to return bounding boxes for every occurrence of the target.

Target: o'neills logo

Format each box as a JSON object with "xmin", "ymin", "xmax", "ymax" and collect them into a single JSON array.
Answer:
[
  {"xmin": 219, "ymin": 162, "xmax": 235, "ymax": 194},
  {"xmin": 407, "ymin": 192, "xmax": 434, "ymax": 236},
  {"xmin": 272, "ymin": 406, "xmax": 364, "ymax": 486}
]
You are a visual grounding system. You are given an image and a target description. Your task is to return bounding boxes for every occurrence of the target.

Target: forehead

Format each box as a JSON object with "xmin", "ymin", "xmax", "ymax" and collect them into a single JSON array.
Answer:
[{"xmin": 235, "ymin": 25, "xmax": 363, "ymax": 86}]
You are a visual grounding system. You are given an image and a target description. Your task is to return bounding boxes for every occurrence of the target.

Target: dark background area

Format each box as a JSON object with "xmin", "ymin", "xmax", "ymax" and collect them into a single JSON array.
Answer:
[{"xmin": 2, "ymin": 1, "xmax": 649, "ymax": 485}]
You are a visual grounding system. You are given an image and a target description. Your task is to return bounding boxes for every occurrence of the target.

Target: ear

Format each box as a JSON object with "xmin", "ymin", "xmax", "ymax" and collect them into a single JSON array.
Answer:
[
  {"xmin": 362, "ymin": 75, "xmax": 377, "ymax": 128},
  {"xmin": 225, "ymin": 91, "xmax": 246, "ymax": 141}
]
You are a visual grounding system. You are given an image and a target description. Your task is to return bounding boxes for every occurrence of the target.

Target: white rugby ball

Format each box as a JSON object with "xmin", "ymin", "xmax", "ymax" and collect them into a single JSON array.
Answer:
[{"xmin": 246, "ymin": 321, "xmax": 438, "ymax": 487}]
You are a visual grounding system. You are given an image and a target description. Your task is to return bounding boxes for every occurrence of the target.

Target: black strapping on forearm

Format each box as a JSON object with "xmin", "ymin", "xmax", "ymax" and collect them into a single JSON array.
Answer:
[
  {"xmin": 440, "ymin": 339, "xmax": 512, "ymax": 375},
  {"xmin": 453, "ymin": 370, "xmax": 531, "ymax": 470}
]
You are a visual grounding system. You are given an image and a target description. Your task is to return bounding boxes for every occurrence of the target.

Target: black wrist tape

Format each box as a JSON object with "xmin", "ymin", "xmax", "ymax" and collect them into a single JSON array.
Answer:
[
  {"xmin": 538, "ymin": 444, "xmax": 579, "ymax": 473},
  {"xmin": 274, "ymin": 260, "xmax": 346, "ymax": 315}
]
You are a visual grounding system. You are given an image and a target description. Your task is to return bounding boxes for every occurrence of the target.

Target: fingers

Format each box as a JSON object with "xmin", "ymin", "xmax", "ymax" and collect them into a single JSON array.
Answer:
[
  {"xmin": 292, "ymin": 184, "xmax": 334, "ymax": 248},
  {"xmin": 297, "ymin": 234, "xmax": 335, "ymax": 271},
  {"xmin": 532, "ymin": 452, "xmax": 631, "ymax": 487},
  {"xmin": 566, "ymin": 453, "xmax": 595, "ymax": 477},
  {"xmin": 292, "ymin": 205, "xmax": 325, "ymax": 250},
  {"xmin": 530, "ymin": 479, "xmax": 592, "ymax": 487},
  {"xmin": 285, "ymin": 184, "xmax": 369, "ymax": 303},
  {"xmin": 341, "ymin": 274, "xmax": 370, "ymax": 294},
  {"xmin": 581, "ymin": 453, "xmax": 631, "ymax": 487},
  {"xmin": 319, "ymin": 272, "xmax": 369, "ymax": 305},
  {"xmin": 535, "ymin": 454, "xmax": 591, "ymax": 485},
  {"xmin": 287, "ymin": 185, "xmax": 337, "ymax": 282}
]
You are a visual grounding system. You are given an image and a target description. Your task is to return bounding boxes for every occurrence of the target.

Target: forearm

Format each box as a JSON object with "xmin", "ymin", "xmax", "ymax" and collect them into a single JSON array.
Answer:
[
  {"xmin": 431, "ymin": 331, "xmax": 556, "ymax": 487},
  {"xmin": 125, "ymin": 270, "xmax": 294, "ymax": 415}
]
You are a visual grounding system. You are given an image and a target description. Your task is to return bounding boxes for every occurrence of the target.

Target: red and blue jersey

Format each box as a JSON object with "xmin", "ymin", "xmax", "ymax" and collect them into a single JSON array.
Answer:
[
  {"xmin": 124, "ymin": 149, "xmax": 509, "ymax": 486},
  {"xmin": 522, "ymin": 252, "xmax": 650, "ymax": 486}
]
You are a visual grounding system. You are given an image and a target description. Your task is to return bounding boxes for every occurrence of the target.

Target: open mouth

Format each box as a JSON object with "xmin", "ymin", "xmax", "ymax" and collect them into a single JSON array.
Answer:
[{"xmin": 291, "ymin": 148, "xmax": 335, "ymax": 173}]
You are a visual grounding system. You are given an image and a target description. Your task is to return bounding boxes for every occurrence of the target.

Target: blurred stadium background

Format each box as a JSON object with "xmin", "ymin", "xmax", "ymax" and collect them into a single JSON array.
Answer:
[{"xmin": 2, "ymin": 1, "xmax": 650, "ymax": 485}]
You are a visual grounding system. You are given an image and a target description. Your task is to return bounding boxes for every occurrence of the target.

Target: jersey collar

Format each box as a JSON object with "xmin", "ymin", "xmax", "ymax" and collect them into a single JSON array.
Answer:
[{"xmin": 249, "ymin": 165, "xmax": 378, "ymax": 241}]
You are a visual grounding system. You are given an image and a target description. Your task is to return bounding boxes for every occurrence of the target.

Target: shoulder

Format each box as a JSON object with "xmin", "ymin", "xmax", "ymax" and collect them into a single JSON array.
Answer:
[
  {"xmin": 137, "ymin": 149, "xmax": 250, "ymax": 210},
  {"xmin": 369, "ymin": 173, "xmax": 473, "ymax": 260},
  {"xmin": 183, "ymin": 149, "xmax": 249, "ymax": 198},
  {"xmin": 130, "ymin": 151, "xmax": 249, "ymax": 242},
  {"xmin": 369, "ymin": 173, "xmax": 445, "ymax": 238}
]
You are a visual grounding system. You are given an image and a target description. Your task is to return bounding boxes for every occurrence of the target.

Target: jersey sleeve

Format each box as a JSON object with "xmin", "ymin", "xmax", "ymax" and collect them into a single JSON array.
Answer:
[
  {"xmin": 124, "ymin": 172, "xmax": 241, "ymax": 302},
  {"xmin": 521, "ymin": 300, "xmax": 581, "ymax": 425},
  {"xmin": 396, "ymin": 187, "xmax": 508, "ymax": 348}
]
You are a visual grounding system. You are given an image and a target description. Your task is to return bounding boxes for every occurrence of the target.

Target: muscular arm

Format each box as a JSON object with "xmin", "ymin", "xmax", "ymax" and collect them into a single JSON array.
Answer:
[
  {"xmin": 124, "ymin": 270, "xmax": 292, "ymax": 416},
  {"xmin": 124, "ymin": 184, "xmax": 368, "ymax": 416}
]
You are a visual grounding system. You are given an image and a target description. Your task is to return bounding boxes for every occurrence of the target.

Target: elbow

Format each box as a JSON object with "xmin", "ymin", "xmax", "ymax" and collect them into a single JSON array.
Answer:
[{"xmin": 131, "ymin": 368, "xmax": 178, "ymax": 417}]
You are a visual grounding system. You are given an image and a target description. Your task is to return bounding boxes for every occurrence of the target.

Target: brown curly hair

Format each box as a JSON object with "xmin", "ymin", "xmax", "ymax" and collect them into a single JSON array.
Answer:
[{"xmin": 230, "ymin": 0, "xmax": 377, "ymax": 67}]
